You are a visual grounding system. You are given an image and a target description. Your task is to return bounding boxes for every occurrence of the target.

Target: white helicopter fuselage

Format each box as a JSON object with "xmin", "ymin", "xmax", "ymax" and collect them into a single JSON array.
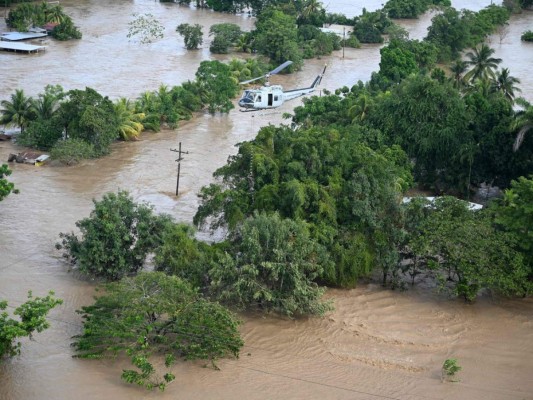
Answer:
[{"xmin": 238, "ymin": 71, "xmax": 324, "ymax": 111}]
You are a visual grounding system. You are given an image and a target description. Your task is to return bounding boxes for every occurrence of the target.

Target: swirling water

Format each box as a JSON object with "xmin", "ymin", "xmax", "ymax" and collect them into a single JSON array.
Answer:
[{"xmin": 0, "ymin": 1, "xmax": 532, "ymax": 399}]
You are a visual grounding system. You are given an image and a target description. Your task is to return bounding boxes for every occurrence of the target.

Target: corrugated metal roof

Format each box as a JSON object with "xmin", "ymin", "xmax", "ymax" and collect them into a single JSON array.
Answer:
[
  {"xmin": 1, "ymin": 31, "xmax": 48, "ymax": 41},
  {"xmin": 0, "ymin": 41, "xmax": 46, "ymax": 52}
]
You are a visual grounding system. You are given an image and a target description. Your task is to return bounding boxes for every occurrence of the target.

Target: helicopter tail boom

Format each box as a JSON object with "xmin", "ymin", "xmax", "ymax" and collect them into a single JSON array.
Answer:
[{"xmin": 282, "ymin": 64, "xmax": 327, "ymax": 100}]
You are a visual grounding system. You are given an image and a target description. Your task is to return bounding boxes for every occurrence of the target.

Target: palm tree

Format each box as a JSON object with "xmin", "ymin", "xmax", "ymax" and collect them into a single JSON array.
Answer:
[
  {"xmin": 348, "ymin": 94, "xmax": 373, "ymax": 123},
  {"xmin": 113, "ymin": 98, "xmax": 145, "ymax": 141},
  {"xmin": 449, "ymin": 60, "xmax": 467, "ymax": 89},
  {"xmin": 135, "ymin": 91, "xmax": 161, "ymax": 132},
  {"xmin": 32, "ymin": 85, "xmax": 64, "ymax": 120},
  {"xmin": 301, "ymin": 0, "xmax": 324, "ymax": 20},
  {"xmin": 464, "ymin": 78, "xmax": 492, "ymax": 98},
  {"xmin": 511, "ymin": 97, "xmax": 533, "ymax": 152},
  {"xmin": 46, "ymin": 5, "xmax": 67, "ymax": 25},
  {"xmin": 235, "ymin": 33, "xmax": 252, "ymax": 53},
  {"xmin": 490, "ymin": 68, "xmax": 521, "ymax": 103},
  {"xmin": 463, "ymin": 44, "xmax": 502, "ymax": 83},
  {"xmin": 0, "ymin": 89, "xmax": 34, "ymax": 133}
]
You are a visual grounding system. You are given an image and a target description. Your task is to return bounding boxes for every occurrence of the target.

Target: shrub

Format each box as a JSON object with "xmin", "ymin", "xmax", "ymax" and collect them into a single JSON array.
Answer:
[
  {"xmin": 442, "ymin": 358, "xmax": 462, "ymax": 381},
  {"xmin": 17, "ymin": 118, "xmax": 64, "ymax": 150},
  {"xmin": 521, "ymin": 30, "xmax": 533, "ymax": 41},
  {"xmin": 50, "ymin": 138, "xmax": 94, "ymax": 165}
]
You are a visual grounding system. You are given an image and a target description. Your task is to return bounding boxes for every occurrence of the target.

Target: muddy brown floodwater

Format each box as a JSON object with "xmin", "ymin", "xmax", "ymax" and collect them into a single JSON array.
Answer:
[{"xmin": 1, "ymin": 1, "xmax": 532, "ymax": 399}]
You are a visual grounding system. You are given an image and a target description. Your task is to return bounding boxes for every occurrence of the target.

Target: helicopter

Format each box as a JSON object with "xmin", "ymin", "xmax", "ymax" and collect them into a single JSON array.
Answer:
[{"xmin": 238, "ymin": 61, "xmax": 327, "ymax": 112}]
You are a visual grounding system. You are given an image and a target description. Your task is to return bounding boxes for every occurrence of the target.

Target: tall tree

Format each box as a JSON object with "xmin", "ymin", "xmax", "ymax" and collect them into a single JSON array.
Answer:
[
  {"xmin": 195, "ymin": 61, "xmax": 239, "ymax": 114},
  {"xmin": 57, "ymin": 87, "xmax": 119, "ymax": 156},
  {"xmin": 113, "ymin": 98, "xmax": 145, "ymax": 141},
  {"xmin": 464, "ymin": 44, "xmax": 502, "ymax": 83},
  {"xmin": 349, "ymin": 94, "xmax": 373, "ymax": 123},
  {"xmin": 511, "ymin": 98, "xmax": 533, "ymax": 152},
  {"xmin": 449, "ymin": 60, "xmax": 467, "ymax": 89},
  {"xmin": 367, "ymin": 75, "xmax": 471, "ymax": 192},
  {"xmin": 1, "ymin": 291, "xmax": 62, "ymax": 358},
  {"xmin": 176, "ymin": 23, "xmax": 203, "ymax": 50},
  {"xmin": 73, "ymin": 272, "xmax": 243, "ymax": 391},
  {"xmin": 57, "ymin": 191, "xmax": 172, "ymax": 280},
  {"xmin": 31, "ymin": 84, "xmax": 64, "ymax": 120},
  {"xmin": 0, "ymin": 89, "xmax": 34, "ymax": 134},
  {"xmin": 490, "ymin": 68, "xmax": 521, "ymax": 103},
  {"xmin": 492, "ymin": 175, "xmax": 533, "ymax": 277},
  {"xmin": 254, "ymin": 8, "xmax": 303, "ymax": 68},
  {"xmin": 0, "ymin": 164, "xmax": 18, "ymax": 202},
  {"xmin": 405, "ymin": 197, "xmax": 530, "ymax": 301},
  {"xmin": 209, "ymin": 212, "xmax": 333, "ymax": 317}
]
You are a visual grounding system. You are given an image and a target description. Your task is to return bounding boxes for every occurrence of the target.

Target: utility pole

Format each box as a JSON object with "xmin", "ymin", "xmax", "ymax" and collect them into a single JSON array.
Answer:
[
  {"xmin": 343, "ymin": 26, "xmax": 345, "ymax": 59},
  {"xmin": 170, "ymin": 142, "xmax": 189, "ymax": 196}
]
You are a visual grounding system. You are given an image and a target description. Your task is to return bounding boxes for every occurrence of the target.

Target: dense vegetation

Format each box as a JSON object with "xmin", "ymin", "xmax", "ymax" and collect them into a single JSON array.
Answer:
[
  {"xmin": 2, "ymin": 60, "xmax": 251, "ymax": 163},
  {"xmin": 522, "ymin": 30, "xmax": 533, "ymax": 41},
  {"xmin": 6, "ymin": 2, "xmax": 81, "ymax": 40},
  {"xmin": 57, "ymin": 191, "xmax": 173, "ymax": 280},
  {"xmin": 73, "ymin": 272, "xmax": 242, "ymax": 391},
  {"xmin": 2, "ymin": 0, "xmax": 533, "ymax": 391}
]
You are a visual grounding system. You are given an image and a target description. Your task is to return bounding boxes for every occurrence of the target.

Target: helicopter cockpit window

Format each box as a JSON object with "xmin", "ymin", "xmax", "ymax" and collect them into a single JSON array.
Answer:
[
  {"xmin": 240, "ymin": 90, "xmax": 254, "ymax": 104},
  {"xmin": 256, "ymin": 95, "xmax": 262, "ymax": 102}
]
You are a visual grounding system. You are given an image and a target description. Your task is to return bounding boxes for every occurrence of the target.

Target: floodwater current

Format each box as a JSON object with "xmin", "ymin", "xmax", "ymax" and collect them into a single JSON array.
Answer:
[{"xmin": 0, "ymin": 1, "xmax": 532, "ymax": 399}]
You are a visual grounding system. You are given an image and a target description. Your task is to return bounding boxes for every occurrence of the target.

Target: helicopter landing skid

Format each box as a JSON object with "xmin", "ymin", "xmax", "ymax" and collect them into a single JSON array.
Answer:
[{"xmin": 239, "ymin": 108, "xmax": 261, "ymax": 112}]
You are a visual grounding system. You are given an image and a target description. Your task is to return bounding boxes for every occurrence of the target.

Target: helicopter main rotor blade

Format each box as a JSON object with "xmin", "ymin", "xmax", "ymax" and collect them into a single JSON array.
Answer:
[
  {"xmin": 269, "ymin": 60, "xmax": 293, "ymax": 75},
  {"xmin": 239, "ymin": 61, "xmax": 294, "ymax": 85},
  {"xmin": 239, "ymin": 76, "xmax": 264, "ymax": 85}
]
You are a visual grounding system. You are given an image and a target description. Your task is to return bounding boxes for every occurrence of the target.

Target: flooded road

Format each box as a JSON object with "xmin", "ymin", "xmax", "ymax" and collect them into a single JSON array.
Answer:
[{"xmin": 1, "ymin": 1, "xmax": 532, "ymax": 399}]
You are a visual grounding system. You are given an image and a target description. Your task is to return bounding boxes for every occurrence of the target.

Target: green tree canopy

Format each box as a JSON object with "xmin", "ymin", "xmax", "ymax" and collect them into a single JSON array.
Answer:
[
  {"xmin": 209, "ymin": 23, "xmax": 242, "ymax": 54},
  {"xmin": 57, "ymin": 87, "xmax": 120, "ymax": 156},
  {"xmin": 195, "ymin": 61, "xmax": 239, "ymax": 113},
  {"xmin": 194, "ymin": 124, "xmax": 412, "ymax": 287},
  {"xmin": 0, "ymin": 89, "xmax": 34, "ymax": 134},
  {"xmin": 492, "ymin": 175, "xmax": 533, "ymax": 277},
  {"xmin": 368, "ymin": 75, "xmax": 471, "ymax": 192},
  {"xmin": 127, "ymin": 13, "xmax": 163, "ymax": 44},
  {"xmin": 254, "ymin": 8, "xmax": 303, "ymax": 68},
  {"xmin": 57, "ymin": 191, "xmax": 172, "ymax": 280},
  {"xmin": 0, "ymin": 164, "xmax": 18, "ymax": 201},
  {"xmin": 1, "ymin": 291, "xmax": 62, "ymax": 359},
  {"xmin": 210, "ymin": 212, "xmax": 333, "ymax": 317},
  {"xmin": 74, "ymin": 272, "xmax": 243, "ymax": 391},
  {"xmin": 404, "ymin": 197, "xmax": 531, "ymax": 301},
  {"xmin": 176, "ymin": 23, "xmax": 203, "ymax": 50},
  {"xmin": 154, "ymin": 223, "xmax": 219, "ymax": 290}
]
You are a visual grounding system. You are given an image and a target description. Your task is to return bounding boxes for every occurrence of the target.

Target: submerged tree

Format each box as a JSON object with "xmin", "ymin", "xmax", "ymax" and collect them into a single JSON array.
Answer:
[
  {"xmin": 127, "ymin": 13, "xmax": 164, "ymax": 44},
  {"xmin": 405, "ymin": 197, "xmax": 531, "ymax": 301},
  {"xmin": 1, "ymin": 291, "xmax": 62, "ymax": 359},
  {"xmin": 210, "ymin": 212, "xmax": 333, "ymax": 317},
  {"xmin": 0, "ymin": 165, "xmax": 18, "ymax": 202},
  {"xmin": 57, "ymin": 191, "xmax": 172, "ymax": 280},
  {"xmin": 74, "ymin": 272, "xmax": 243, "ymax": 391},
  {"xmin": 176, "ymin": 23, "xmax": 203, "ymax": 50},
  {"xmin": 195, "ymin": 60, "xmax": 239, "ymax": 113}
]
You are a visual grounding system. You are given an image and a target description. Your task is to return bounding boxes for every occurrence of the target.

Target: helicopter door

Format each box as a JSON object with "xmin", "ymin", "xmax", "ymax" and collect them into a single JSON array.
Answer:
[{"xmin": 268, "ymin": 93, "xmax": 273, "ymax": 106}]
